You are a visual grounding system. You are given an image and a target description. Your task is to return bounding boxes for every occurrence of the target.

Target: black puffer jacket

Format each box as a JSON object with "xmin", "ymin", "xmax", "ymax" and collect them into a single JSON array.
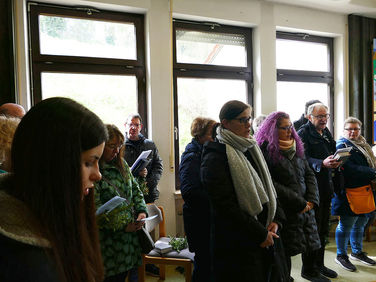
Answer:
[
  {"xmin": 124, "ymin": 134, "xmax": 163, "ymax": 203},
  {"xmin": 261, "ymin": 143, "xmax": 321, "ymax": 256}
]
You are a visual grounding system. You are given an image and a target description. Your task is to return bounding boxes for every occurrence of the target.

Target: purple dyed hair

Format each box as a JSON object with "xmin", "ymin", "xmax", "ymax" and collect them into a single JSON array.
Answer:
[{"xmin": 255, "ymin": 111, "xmax": 305, "ymax": 164}]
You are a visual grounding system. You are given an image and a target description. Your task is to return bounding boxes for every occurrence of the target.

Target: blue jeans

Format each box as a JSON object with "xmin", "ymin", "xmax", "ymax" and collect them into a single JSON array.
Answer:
[{"xmin": 335, "ymin": 215, "xmax": 368, "ymax": 255}]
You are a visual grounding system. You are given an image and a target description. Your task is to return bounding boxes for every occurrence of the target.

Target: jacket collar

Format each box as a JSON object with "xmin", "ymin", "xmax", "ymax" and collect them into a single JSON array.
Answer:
[
  {"xmin": 0, "ymin": 175, "xmax": 50, "ymax": 248},
  {"xmin": 125, "ymin": 134, "xmax": 145, "ymax": 145}
]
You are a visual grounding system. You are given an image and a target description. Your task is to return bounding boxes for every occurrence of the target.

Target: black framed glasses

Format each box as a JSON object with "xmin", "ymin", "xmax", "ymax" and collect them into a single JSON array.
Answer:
[
  {"xmin": 234, "ymin": 116, "xmax": 252, "ymax": 124},
  {"xmin": 278, "ymin": 125, "xmax": 293, "ymax": 131},
  {"xmin": 311, "ymin": 113, "xmax": 330, "ymax": 120}
]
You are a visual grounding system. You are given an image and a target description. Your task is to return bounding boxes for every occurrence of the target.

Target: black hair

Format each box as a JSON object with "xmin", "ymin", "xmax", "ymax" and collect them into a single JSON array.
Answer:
[
  {"xmin": 10, "ymin": 97, "xmax": 107, "ymax": 281},
  {"xmin": 219, "ymin": 100, "xmax": 251, "ymax": 121},
  {"xmin": 305, "ymin": 99, "xmax": 322, "ymax": 115}
]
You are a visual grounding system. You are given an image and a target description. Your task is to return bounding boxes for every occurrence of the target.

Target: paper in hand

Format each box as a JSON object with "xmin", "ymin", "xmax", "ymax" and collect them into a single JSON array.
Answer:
[{"xmin": 96, "ymin": 196, "xmax": 126, "ymax": 215}]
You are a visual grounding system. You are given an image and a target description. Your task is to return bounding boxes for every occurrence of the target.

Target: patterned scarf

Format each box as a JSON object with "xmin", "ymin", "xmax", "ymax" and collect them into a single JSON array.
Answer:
[
  {"xmin": 216, "ymin": 126, "xmax": 277, "ymax": 226},
  {"xmin": 348, "ymin": 135, "xmax": 376, "ymax": 169}
]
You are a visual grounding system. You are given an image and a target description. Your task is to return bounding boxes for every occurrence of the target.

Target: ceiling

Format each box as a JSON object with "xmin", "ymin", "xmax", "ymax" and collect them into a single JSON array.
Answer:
[{"xmin": 265, "ymin": 0, "xmax": 376, "ymax": 18}]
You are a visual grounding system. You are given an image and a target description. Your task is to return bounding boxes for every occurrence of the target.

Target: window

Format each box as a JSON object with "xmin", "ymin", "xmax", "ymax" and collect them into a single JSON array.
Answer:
[
  {"xmin": 276, "ymin": 32, "xmax": 334, "ymax": 129},
  {"xmin": 28, "ymin": 2, "xmax": 146, "ymax": 133},
  {"xmin": 173, "ymin": 20, "xmax": 253, "ymax": 186}
]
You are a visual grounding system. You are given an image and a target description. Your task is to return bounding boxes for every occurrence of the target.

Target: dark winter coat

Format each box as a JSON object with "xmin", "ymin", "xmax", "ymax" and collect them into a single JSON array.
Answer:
[
  {"xmin": 124, "ymin": 134, "xmax": 163, "ymax": 203},
  {"xmin": 0, "ymin": 175, "xmax": 59, "ymax": 282},
  {"xmin": 179, "ymin": 138, "xmax": 210, "ymax": 252},
  {"xmin": 260, "ymin": 142, "xmax": 321, "ymax": 256},
  {"xmin": 293, "ymin": 114, "xmax": 308, "ymax": 131},
  {"xmin": 201, "ymin": 141, "xmax": 286, "ymax": 281},
  {"xmin": 298, "ymin": 121, "xmax": 337, "ymax": 201},
  {"xmin": 331, "ymin": 137, "xmax": 376, "ymax": 216}
]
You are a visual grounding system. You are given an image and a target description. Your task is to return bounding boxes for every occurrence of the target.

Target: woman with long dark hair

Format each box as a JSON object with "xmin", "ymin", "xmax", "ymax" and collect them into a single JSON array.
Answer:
[
  {"xmin": 201, "ymin": 100, "xmax": 285, "ymax": 281},
  {"xmin": 255, "ymin": 111, "xmax": 321, "ymax": 281},
  {"xmin": 0, "ymin": 97, "xmax": 107, "ymax": 281},
  {"xmin": 95, "ymin": 124, "xmax": 147, "ymax": 282}
]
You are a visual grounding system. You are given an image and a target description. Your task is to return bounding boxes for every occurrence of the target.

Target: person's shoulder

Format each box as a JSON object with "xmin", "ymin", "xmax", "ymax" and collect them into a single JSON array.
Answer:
[
  {"xmin": 336, "ymin": 137, "xmax": 350, "ymax": 148},
  {"xmin": 203, "ymin": 141, "xmax": 226, "ymax": 153}
]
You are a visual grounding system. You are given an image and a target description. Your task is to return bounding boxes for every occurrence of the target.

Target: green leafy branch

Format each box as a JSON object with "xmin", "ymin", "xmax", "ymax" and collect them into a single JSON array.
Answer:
[{"xmin": 168, "ymin": 236, "xmax": 187, "ymax": 253}]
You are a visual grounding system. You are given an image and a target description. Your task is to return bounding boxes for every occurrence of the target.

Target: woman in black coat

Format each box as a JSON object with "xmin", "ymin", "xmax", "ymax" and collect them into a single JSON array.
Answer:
[
  {"xmin": 201, "ymin": 101, "xmax": 286, "ymax": 282},
  {"xmin": 179, "ymin": 117, "xmax": 217, "ymax": 282},
  {"xmin": 255, "ymin": 111, "xmax": 321, "ymax": 281}
]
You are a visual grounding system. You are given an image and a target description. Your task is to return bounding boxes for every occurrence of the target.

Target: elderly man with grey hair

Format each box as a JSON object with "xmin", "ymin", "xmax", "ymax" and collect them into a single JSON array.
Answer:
[{"xmin": 298, "ymin": 103, "xmax": 341, "ymax": 282}]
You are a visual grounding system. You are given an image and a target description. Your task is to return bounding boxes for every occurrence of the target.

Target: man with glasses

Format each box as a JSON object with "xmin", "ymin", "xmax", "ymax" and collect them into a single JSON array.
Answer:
[
  {"xmin": 293, "ymin": 99, "xmax": 322, "ymax": 131},
  {"xmin": 124, "ymin": 114, "xmax": 163, "ymax": 279},
  {"xmin": 123, "ymin": 113, "xmax": 163, "ymax": 204},
  {"xmin": 298, "ymin": 103, "xmax": 341, "ymax": 282}
]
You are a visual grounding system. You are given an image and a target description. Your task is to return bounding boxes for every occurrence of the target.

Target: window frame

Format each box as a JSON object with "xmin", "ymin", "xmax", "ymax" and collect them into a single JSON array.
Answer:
[
  {"xmin": 28, "ymin": 2, "xmax": 148, "ymax": 134},
  {"xmin": 276, "ymin": 31, "xmax": 334, "ymax": 132},
  {"xmin": 173, "ymin": 20, "xmax": 253, "ymax": 188}
]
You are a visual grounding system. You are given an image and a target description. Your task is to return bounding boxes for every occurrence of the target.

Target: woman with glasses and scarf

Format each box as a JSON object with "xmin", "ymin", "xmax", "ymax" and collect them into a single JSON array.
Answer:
[
  {"xmin": 255, "ymin": 111, "xmax": 321, "ymax": 282},
  {"xmin": 201, "ymin": 100, "xmax": 285, "ymax": 282},
  {"xmin": 332, "ymin": 117, "xmax": 376, "ymax": 272},
  {"xmin": 95, "ymin": 124, "xmax": 147, "ymax": 282}
]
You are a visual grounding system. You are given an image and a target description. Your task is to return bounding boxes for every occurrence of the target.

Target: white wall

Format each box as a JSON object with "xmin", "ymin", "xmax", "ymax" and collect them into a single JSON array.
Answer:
[{"xmin": 14, "ymin": 0, "xmax": 348, "ymax": 235}]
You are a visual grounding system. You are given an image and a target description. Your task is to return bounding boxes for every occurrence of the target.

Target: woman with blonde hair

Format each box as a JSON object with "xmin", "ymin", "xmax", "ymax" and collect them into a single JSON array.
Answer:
[
  {"xmin": 180, "ymin": 117, "xmax": 217, "ymax": 281},
  {"xmin": 0, "ymin": 115, "xmax": 20, "ymax": 173},
  {"xmin": 332, "ymin": 117, "xmax": 376, "ymax": 272}
]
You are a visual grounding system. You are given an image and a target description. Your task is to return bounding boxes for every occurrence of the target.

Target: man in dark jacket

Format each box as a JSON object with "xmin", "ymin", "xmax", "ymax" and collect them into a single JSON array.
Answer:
[
  {"xmin": 123, "ymin": 114, "xmax": 163, "ymax": 204},
  {"xmin": 298, "ymin": 103, "xmax": 341, "ymax": 281},
  {"xmin": 124, "ymin": 114, "xmax": 163, "ymax": 279},
  {"xmin": 293, "ymin": 99, "xmax": 322, "ymax": 131}
]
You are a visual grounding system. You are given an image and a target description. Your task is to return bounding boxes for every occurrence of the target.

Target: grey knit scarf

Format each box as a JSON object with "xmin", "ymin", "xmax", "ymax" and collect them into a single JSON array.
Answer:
[
  {"xmin": 348, "ymin": 135, "xmax": 376, "ymax": 169},
  {"xmin": 216, "ymin": 126, "xmax": 277, "ymax": 226}
]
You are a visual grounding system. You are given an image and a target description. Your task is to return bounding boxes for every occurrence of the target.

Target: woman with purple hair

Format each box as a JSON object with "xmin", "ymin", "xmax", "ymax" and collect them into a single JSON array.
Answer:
[{"xmin": 255, "ymin": 111, "xmax": 321, "ymax": 282}]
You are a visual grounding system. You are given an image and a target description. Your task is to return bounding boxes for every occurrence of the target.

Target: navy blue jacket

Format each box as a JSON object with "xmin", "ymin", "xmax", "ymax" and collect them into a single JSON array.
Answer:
[
  {"xmin": 331, "ymin": 137, "xmax": 376, "ymax": 216},
  {"xmin": 179, "ymin": 138, "xmax": 210, "ymax": 252},
  {"xmin": 298, "ymin": 121, "xmax": 337, "ymax": 200}
]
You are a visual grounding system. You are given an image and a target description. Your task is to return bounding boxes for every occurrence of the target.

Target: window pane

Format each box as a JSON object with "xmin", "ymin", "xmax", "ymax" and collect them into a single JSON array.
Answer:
[
  {"xmin": 39, "ymin": 15, "xmax": 136, "ymax": 59},
  {"xmin": 176, "ymin": 29, "xmax": 247, "ymax": 67},
  {"xmin": 178, "ymin": 78, "xmax": 247, "ymax": 158},
  {"xmin": 277, "ymin": 81, "xmax": 329, "ymax": 122},
  {"xmin": 276, "ymin": 39, "xmax": 329, "ymax": 71},
  {"xmin": 41, "ymin": 72, "xmax": 137, "ymax": 131}
]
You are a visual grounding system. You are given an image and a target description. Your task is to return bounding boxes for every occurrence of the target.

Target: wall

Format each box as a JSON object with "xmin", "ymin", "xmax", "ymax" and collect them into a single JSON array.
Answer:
[{"xmin": 13, "ymin": 0, "xmax": 347, "ymax": 235}]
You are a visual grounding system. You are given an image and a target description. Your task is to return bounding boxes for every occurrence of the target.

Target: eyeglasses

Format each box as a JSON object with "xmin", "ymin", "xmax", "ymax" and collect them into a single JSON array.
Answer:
[
  {"xmin": 311, "ymin": 114, "xmax": 330, "ymax": 120},
  {"xmin": 234, "ymin": 116, "xmax": 252, "ymax": 124},
  {"xmin": 344, "ymin": 128, "xmax": 360, "ymax": 132},
  {"xmin": 106, "ymin": 143, "xmax": 124, "ymax": 151},
  {"xmin": 127, "ymin": 123, "xmax": 141, "ymax": 128},
  {"xmin": 278, "ymin": 125, "xmax": 293, "ymax": 131}
]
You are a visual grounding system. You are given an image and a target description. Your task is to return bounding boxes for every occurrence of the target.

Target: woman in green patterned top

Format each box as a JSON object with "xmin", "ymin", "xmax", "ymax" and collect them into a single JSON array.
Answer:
[{"xmin": 95, "ymin": 124, "xmax": 147, "ymax": 282}]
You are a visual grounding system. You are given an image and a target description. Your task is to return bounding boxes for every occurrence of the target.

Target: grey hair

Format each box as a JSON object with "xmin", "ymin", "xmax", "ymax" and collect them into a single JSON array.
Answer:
[
  {"xmin": 252, "ymin": 114, "xmax": 267, "ymax": 133},
  {"xmin": 307, "ymin": 103, "xmax": 328, "ymax": 116},
  {"xmin": 344, "ymin": 116, "xmax": 362, "ymax": 129}
]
